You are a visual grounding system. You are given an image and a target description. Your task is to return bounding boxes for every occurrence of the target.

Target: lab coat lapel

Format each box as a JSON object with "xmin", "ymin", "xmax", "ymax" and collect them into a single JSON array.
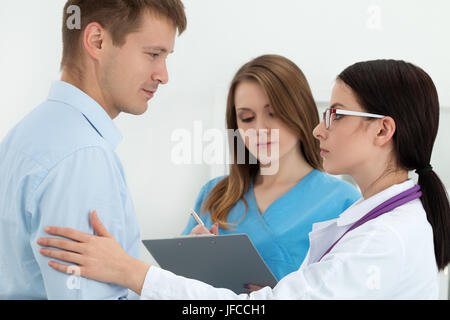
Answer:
[
  {"xmin": 307, "ymin": 221, "xmax": 344, "ymax": 265},
  {"xmin": 306, "ymin": 179, "xmax": 415, "ymax": 265},
  {"xmin": 305, "ymin": 200, "xmax": 359, "ymax": 265}
]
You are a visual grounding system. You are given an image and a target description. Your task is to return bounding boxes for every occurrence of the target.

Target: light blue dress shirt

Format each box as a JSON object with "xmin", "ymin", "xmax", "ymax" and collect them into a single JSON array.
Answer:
[
  {"xmin": 182, "ymin": 170, "xmax": 362, "ymax": 280},
  {"xmin": 0, "ymin": 81, "xmax": 141, "ymax": 299}
]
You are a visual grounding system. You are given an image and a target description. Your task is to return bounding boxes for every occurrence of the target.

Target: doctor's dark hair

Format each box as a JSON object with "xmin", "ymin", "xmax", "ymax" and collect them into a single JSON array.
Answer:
[{"xmin": 338, "ymin": 60, "xmax": 450, "ymax": 271}]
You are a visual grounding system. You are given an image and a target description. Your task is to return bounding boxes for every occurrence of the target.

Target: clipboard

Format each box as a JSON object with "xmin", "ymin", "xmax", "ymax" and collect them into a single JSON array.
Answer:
[{"xmin": 142, "ymin": 234, "xmax": 278, "ymax": 294}]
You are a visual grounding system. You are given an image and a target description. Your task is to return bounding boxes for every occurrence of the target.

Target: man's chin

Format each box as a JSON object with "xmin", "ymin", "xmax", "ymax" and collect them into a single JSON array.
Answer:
[{"xmin": 123, "ymin": 103, "xmax": 149, "ymax": 116}]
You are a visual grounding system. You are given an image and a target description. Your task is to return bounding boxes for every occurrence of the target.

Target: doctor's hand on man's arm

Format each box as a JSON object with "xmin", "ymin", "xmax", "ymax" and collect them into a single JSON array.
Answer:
[
  {"xmin": 37, "ymin": 210, "xmax": 262, "ymax": 296},
  {"xmin": 37, "ymin": 210, "xmax": 150, "ymax": 296}
]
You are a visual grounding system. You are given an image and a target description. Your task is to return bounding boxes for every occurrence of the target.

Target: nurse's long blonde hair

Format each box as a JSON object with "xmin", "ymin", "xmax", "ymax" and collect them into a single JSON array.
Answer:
[{"xmin": 201, "ymin": 55, "xmax": 323, "ymax": 230}]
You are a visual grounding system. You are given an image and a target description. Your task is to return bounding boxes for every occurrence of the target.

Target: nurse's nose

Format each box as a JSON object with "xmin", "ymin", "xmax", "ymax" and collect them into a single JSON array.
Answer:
[{"xmin": 253, "ymin": 116, "xmax": 271, "ymax": 137}]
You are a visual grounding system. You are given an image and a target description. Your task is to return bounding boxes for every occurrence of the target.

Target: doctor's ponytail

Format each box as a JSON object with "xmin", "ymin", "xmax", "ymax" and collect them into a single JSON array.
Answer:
[
  {"xmin": 415, "ymin": 165, "xmax": 450, "ymax": 270},
  {"xmin": 338, "ymin": 60, "xmax": 450, "ymax": 271}
]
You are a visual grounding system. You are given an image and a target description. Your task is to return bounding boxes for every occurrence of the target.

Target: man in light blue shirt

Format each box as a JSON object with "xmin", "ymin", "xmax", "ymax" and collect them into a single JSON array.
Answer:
[
  {"xmin": 0, "ymin": 81, "xmax": 141, "ymax": 299},
  {"xmin": 0, "ymin": 0, "xmax": 186, "ymax": 299}
]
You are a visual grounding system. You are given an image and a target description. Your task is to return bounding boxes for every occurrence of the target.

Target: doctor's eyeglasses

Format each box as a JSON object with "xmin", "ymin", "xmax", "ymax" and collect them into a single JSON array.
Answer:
[{"xmin": 322, "ymin": 107, "xmax": 385, "ymax": 129}]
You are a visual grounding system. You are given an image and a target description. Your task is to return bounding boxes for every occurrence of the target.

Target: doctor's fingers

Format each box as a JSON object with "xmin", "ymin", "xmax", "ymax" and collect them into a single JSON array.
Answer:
[
  {"xmin": 37, "ymin": 236, "xmax": 87, "ymax": 254},
  {"xmin": 39, "ymin": 247, "xmax": 84, "ymax": 266},
  {"xmin": 43, "ymin": 226, "xmax": 93, "ymax": 243},
  {"xmin": 246, "ymin": 284, "xmax": 264, "ymax": 293},
  {"xmin": 47, "ymin": 260, "xmax": 82, "ymax": 276}
]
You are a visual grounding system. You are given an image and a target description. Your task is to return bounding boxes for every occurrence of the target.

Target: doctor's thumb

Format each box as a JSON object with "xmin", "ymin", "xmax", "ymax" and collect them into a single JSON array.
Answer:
[{"xmin": 90, "ymin": 210, "xmax": 113, "ymax": 238}]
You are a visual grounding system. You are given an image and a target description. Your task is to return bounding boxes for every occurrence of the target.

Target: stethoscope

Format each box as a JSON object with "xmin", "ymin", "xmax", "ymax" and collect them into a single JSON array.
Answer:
[{"xmin": 319, "ymin": 184, "xmax": 422, "ymax": 261}]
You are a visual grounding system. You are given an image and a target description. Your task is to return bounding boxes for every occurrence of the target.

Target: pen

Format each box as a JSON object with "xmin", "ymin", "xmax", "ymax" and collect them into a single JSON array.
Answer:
[{"xmin": 189, "ymin": 209, "xmax": 204, "ymax": 226}]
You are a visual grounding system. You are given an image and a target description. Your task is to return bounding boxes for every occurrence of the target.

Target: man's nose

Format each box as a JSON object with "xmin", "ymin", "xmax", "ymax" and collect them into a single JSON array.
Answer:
[{"xmin": 152, "ymin": 60, "xmax": 169, "ymax": 85}]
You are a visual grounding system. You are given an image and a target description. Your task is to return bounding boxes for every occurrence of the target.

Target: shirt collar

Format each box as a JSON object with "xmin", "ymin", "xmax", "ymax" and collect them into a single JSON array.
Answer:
[
  {"xmin": 47, "ymin": 80, "xmax": 122, "ymax": 150},
  {"xmin": 336, "ymin": 179, "xmax": 416, "ymax": 227}
]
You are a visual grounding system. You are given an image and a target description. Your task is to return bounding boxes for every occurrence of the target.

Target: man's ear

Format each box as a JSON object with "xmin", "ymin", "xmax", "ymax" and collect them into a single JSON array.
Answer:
[
  {"xmin": 82, "ymin": 22, "xmax": 106, "ymax": 62},
  {"xmin": 374, "ymin": 116, "xmax": 396, "ymax": 147}
]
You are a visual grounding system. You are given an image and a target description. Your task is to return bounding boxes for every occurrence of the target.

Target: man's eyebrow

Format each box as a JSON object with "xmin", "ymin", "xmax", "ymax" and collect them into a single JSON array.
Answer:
[{"xmin": 143, "ymin": 46, "xmax": 174, "ymax": 54}]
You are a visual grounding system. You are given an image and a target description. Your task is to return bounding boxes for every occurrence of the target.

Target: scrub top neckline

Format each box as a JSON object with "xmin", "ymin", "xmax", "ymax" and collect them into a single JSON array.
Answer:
[{"xmin": 249, "ymin": 169, "xmax": 318, "ymax": 216}]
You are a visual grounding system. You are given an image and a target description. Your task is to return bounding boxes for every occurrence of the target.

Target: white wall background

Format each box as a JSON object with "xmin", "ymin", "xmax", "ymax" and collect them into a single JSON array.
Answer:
[{"xmin": 0, "ymin": 0, "xmax": 449, "ymax": 298}]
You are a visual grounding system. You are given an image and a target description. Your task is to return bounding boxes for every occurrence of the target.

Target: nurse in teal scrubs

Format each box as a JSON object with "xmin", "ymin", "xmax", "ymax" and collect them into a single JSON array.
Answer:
[{"xmin": 182, "ymin": 55, "xmax": 361, "ymax": 280}]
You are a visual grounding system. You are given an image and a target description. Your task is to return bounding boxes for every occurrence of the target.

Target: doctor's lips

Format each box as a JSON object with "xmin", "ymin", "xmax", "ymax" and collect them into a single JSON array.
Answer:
[{"xmin": 320, "ymin": 147, "xmax": 329, "ymax": 156}]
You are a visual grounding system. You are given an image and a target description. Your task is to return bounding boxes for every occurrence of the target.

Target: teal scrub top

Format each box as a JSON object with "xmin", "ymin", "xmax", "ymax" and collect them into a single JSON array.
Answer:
[{"xmin": 182, "ymin": 169, "xmax": 361, "ymax": 280}]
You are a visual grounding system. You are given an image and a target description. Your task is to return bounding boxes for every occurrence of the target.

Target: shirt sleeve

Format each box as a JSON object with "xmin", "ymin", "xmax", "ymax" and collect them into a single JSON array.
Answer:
[
  {"xmin": 140, "ymin": 221, "xmax": 404, "ymax": 300},
  {"xmin": 28, "ymin": 146, "xmax": 132, "ymax": 300}
]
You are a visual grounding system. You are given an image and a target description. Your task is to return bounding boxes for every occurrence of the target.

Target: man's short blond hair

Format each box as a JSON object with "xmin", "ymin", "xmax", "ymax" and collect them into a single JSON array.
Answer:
[{"xmin": 61, "ymin": 0, "xmax": 187, "ymax": 69}]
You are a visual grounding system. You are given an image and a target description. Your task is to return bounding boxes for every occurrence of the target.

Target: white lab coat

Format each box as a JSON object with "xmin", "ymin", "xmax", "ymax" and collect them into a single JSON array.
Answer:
[{"xmin": 140, "ymin": 179, "xmax": 439, "ymax": 299}]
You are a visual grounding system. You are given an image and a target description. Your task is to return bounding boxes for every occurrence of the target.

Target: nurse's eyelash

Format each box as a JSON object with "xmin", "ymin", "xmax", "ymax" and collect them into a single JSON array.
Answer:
[
  {"xmin": 241, "ymin": 117, "xmax": 254, "ymax": 123},
  {"xmin": 334, "ymin": 114, "xmax": 344, "ymax": 120}
]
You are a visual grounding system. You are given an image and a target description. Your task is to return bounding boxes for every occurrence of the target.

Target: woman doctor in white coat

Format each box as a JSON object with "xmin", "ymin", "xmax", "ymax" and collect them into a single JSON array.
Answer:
[{"xmin": 38, "ymin": 59, "xmax": 450, "ymax": 299}]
